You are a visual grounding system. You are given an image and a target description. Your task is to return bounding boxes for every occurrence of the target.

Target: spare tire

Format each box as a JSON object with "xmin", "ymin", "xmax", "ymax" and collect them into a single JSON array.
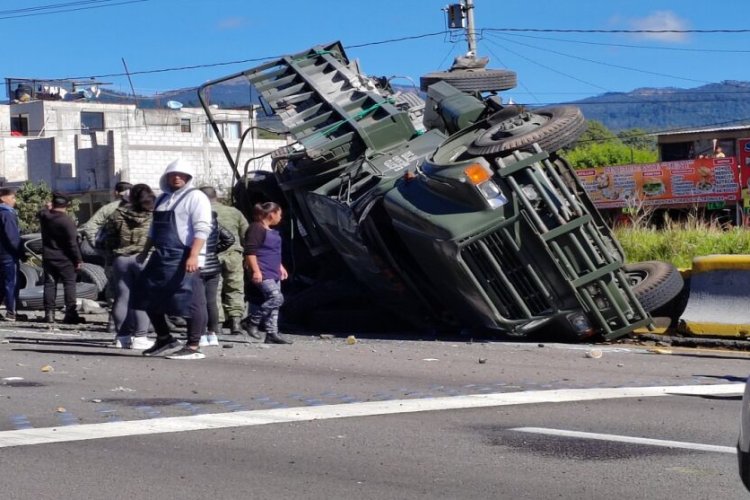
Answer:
[
  {"xmin": 17, "ymin": 283, "xmax": 99, "ymax": 310},
  {"xmin": 468, "ymin": 106, "xmax": 586, "ymax": 156},
  {"xmin": 420, "ymin": 69, "xmax": 517, "ymax": 93}
]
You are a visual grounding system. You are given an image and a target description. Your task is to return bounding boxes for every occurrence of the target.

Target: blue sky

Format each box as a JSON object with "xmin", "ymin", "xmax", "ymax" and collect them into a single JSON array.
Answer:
[{"xmin": 4, "ymin": 0, "xmax": 750, "ymax": 106}]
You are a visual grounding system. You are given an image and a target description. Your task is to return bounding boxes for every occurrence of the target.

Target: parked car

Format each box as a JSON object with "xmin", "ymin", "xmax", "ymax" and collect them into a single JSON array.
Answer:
[
  {"xmin": 738, "ymin": 377, "xmax": 750, "ymax": 491},
  {"xmin": 198, "ymin": 41, "xmax": 682, "ymax": 340}
]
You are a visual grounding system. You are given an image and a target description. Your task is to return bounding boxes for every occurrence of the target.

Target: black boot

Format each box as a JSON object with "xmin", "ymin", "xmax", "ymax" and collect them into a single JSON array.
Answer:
[
  {"xmin": 63, "ymin": 307, "xmax": 86, "ymax": 325},
  {"xmin": 44, "ymin": 309, "xmax": 55, "ymax": 324},
  {"xmin": 240, "ymin": 318, "xmax": 262, "ymax": 340},
  {"xmin": 264, "ymin": 331, "xmax": 293, "ymax": 345},
  {"xmin": 230, "ymin": 317, "xmax": 245, "ymax": 336}
]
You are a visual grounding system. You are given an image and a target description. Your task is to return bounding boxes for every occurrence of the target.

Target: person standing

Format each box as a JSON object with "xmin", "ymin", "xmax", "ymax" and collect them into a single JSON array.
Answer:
[
  {"xmin": 0, "ymin": 188, "xmax": 21, "ymax": 322},
  {"xmin": 243, "ymin": 202, "xmax": 292, "ymax": 345},
  {"xmin": 79, "ymin": 181, "xmax": 132, "ymax": 251},
  {"xmin": 202, "ymin": 187, "xmax": 253, "ymax": 337},
  {"xmin": 104, "ymin": 183, "xmax": 155, "ymax": 351},
  {"xmin": 132, "ymin": 159, "xmax": 212, "ymax": 360},
  {"xmin": 198, "ymin": 186, "xmax": 235, "ymax": 347},
  {"xmin": 38, "ymin": 193, "xmax": 85, "ymax": 324},
  {"xmin": 79, "ymin": 181, "xmax": 132, "ymax": 333}
]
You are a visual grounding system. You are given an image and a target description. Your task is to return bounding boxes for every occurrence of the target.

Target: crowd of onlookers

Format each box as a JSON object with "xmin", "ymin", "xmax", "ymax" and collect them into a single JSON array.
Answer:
[{"xmin": 0, "ymin": 158, "xmax": 291, "ymax": 360}]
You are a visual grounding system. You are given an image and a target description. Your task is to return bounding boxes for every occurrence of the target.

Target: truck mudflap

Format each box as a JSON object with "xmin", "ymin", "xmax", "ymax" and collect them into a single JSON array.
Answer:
[{"xmin": 490, "ymin": 145, "xmax": 653, "ymax": 340}]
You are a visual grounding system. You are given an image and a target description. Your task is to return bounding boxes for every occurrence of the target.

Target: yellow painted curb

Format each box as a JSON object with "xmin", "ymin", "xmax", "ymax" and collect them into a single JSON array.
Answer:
[
  {"xmin": 680, "ymin": 321, "xmax": 750, "ymax": 338},
  {"xmin": 691, "ymin": 254, "xmax": 750, "ymax": 273}
]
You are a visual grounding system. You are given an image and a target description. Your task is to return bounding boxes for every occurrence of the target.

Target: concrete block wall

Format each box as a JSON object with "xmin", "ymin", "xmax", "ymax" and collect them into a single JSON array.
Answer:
[{"xmin": 0, "ymin": 137, "xmax": 31, "ymax": 182}]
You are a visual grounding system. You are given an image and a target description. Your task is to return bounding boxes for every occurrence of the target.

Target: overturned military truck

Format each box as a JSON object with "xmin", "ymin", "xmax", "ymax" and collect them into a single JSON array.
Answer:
[{"xmin": 198, "ymin": 41, "xmax": 683, "ymax": 341}]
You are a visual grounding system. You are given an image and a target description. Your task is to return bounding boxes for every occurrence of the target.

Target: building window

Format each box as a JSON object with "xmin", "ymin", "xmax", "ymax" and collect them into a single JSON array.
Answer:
[
  {"xmin": 81, "ymin": 111, "xmax": 104, "ymax": 132},
  {"xmin": 180, "ymin": 118, "xmax": 192, "ymax": 133},
  {"xmin": 10, "ymin": 114, "xmax": 28, "ymax": 136},
  {"xmin": 206, "ymin": 121, "xmax": 241, "ymax": 140}
]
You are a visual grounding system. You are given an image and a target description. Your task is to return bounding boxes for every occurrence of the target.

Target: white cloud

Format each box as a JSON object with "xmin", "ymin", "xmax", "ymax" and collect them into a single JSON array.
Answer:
[
  {"xmin": 629, "ymin": 11, "xmax": 690, "ymax": 42},
  {"xmin": 217, "ymin": 17, "xmax": 247, "ymax": 30}
]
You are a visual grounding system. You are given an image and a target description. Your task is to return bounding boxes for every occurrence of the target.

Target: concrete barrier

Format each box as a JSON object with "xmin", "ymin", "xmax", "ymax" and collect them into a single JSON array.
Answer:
[{"xmin": 678, "ymin": 254, "xmax": 750, "ymax": 338}]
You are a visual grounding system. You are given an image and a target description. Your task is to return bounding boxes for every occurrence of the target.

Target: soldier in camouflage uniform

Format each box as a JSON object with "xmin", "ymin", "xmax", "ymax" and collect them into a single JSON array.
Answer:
[{"xmin": 201, "ymin": 187, "xmax": 250, "ymax": 336}]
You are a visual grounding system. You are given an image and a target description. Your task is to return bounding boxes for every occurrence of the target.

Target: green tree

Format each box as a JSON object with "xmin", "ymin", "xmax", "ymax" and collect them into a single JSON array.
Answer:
[
  {"xmin": 15, "ymin": 181, "xmax": 79, "ymax": 234},
  {"xmin": 564, "ymin": 142, "xmax": 657, "ymax": 169},
  {"xmin": 617, "ymin": 128, "xmax": 656, "ymax": 151},
  {"xmin": 571, "ymin": 120, "xmax": 616, "ymax": 149}
]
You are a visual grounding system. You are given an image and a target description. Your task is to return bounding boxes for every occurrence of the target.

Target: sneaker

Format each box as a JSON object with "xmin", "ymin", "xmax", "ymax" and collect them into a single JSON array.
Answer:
[
  {"xmin": 207, "ymin": 333, "xmax": 219, "ymax": 346},
  {"xmin": 1, "ymin": 311, "xmax": 15, "ymax": 322},
  {"xmin": 113, "ymin": 336, "xmax": 132, "ymax": 349},
  {"xmin": 142, "ymin": 337, "xmax": 182, "ymax": 357},
  {"xmin": 199, "ymin": 335, "xmax": 210, "ymax": 347},
  {"xmin": 131, "ymin": 336, "xmax": 155, "ymax": 350},
  {"xmin": 165, "ymin": 346, "xmax": 206, "ymax": 360}
]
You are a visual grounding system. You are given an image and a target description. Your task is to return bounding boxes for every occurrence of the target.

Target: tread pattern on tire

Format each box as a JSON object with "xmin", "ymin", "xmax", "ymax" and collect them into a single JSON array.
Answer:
[
  {"xmin": 79, "ymin": 262, "xmax": 108, "ymax": 293},
  {"xmin": 420, "ymin": 69, "xmax": 518, "ymax": 93},
  {"xmin": 623, "ymin": 260, "xmax": 684, "ymax": 312},
  {"xmin": 18, "ymin": 263, "xmax": 41, "ymax": 289},
  {"xmin": 468, "ymin": 106, "xmax": 586, "ymax": 156},
  {"xmin": 17, "ymin": 282, "xmax": 99, "ymax": 310}
]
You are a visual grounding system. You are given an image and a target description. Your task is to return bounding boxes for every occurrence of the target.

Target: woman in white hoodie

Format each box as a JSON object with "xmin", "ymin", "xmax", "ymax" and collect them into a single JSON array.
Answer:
[{"xmin": 131, "ymin": 159, "xmax": 213, "ymax": 360}]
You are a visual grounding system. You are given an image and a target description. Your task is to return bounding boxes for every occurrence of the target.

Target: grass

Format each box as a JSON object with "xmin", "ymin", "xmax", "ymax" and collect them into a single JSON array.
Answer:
[{"xmin": 614, "ymin": 214, "xmax": 750, "ymax": 268}]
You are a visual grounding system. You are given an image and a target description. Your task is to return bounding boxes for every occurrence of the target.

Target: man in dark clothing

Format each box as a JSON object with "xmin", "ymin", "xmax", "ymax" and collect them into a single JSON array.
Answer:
[
  {"xmin": 38, "ymin": 193, "xmax": 84, "ymax": 324},
  {"xmin": 0, "ymin": 188, "xmax": 21, "ymax": 321}
]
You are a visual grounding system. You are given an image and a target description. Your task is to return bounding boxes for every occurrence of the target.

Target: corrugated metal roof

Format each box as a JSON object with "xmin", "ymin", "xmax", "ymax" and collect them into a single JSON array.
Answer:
[{"xmin": 657, "ymin": 124, "xmax": 750, "ymax": 137}]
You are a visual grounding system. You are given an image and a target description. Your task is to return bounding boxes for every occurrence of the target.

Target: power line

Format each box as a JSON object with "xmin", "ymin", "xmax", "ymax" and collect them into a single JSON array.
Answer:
[
  {"xmin": 485, "ymin": 32, "xmax": 712, "ymax": 86},
  {"xmin": 495, "ymin": 31, "xmax": 750, "ymax": 54},
  {"xmin": 0, "ymin": 0, "xmax": 147, "ymax": 20},
  {"xmin": 483, "ymin": 27, "xmax": 750, "ymax": 34},
  {"xmin": 0, "ymin": 0, "xmax": 122, "ymax": 15}
]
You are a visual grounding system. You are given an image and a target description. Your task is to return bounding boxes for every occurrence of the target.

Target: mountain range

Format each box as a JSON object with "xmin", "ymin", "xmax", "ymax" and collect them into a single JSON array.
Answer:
[{"xmin": 101, "ymin": 80, "xmax": 750, "ymax": 133}]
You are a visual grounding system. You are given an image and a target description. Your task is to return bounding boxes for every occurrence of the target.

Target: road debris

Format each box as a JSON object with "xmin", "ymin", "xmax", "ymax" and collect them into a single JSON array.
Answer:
[
  {"xmin": 585, "ymin": 349, "xmax": 603, "ymax": 359},
  {"xmin": 41, "ymin": 365, "xmax": 54, "ymax": 372},
  {"xmin": 478, "ymin": 358, "xmax": 488, "ymax": 364},
  {"xmin": 648, "ymin": 347, "xmax": 673, "ymax": 355},
  {"xmin": 346, "ymin": 335, "xmax": 357, "ymax": 345}
]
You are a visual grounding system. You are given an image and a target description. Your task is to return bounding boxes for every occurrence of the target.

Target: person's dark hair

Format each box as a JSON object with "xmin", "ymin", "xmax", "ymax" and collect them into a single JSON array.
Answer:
[
  {"xmin": 51, "ymin": 192, "xmax": 71, "ymax": 208},
  {"xmin": 0, "ymin": 187, "xmax": 15, "ymax": 198},
  {"xmin": 128, "ymin": 183, "xmax": 155, "ymax": 212},
  {"xmin": 252, "ymin": 202, "xmax": 281, "ymax": 222},
  {"xmin": 114, "ymin": 182, "xmax": 132, "ymax": 194},
  {"xmin": 199, "ymin": 186, "xmax": 217, "ymax": 201}
]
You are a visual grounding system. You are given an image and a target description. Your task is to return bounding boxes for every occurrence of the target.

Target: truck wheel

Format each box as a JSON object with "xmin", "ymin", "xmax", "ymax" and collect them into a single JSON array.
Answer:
[
  {"xmin": 19, "ymin": 263, "xmax": 41, "ymax": 289},
  {"xmin": 420, "ymin": 69, "xmax": 517, "ymax": 93},
  {"xmin": 623, "ymin": 261, "xmax": 684, "ymax": 313},
  {"xmin": 78, "ymin": 263, "xmax": 108, "ymax": 294},
  {"xmin": 468, "ymin": 106, "xmax": 586, "ymax": 156},
  {"xmin": 17, "ymin": 283, "xmax": 99, "ymax": 310}
]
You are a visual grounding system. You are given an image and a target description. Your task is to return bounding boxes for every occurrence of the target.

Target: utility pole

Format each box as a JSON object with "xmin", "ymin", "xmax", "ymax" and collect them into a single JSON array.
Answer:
[{"xmin": 465, "ymin": 0, "xmax": 477, "ymax": 57}]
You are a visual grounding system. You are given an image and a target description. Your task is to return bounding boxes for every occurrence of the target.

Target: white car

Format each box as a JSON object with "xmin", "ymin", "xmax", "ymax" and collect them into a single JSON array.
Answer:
[{"xmin": 738, "ymin": 377, "xmax": 750, "ymax": 490}]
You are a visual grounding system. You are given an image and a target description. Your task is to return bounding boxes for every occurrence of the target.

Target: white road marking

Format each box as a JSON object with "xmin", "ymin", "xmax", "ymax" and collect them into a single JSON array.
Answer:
[
  {"xmin": 0, "ymin": 383, "xmax": 742, "ymax": 449},
  {"xmin": 510, "ymin": 427, "xmax": 736, "ymax": 454}
]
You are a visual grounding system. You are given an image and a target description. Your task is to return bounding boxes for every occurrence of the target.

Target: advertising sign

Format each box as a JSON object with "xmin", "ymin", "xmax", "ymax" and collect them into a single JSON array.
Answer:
[{"xmin": 576, "ymin": 158, "xmax": 739, "ymax": 209}]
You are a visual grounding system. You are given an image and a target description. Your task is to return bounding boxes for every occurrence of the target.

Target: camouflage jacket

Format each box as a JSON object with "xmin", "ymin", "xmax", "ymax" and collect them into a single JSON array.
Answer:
[
  {"xmin": 103, "ymin": 206, "xmax": 152, "ymax": 256},
  {"xmin": 212, "ymin": 202, "xmax": 249, "ymax": 253}
]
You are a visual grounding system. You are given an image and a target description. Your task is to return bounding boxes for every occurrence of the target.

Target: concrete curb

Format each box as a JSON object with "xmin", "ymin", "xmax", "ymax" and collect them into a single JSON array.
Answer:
[{"xmin": 677, "ymin": 254, "xmax": 750, "ymax": 338}]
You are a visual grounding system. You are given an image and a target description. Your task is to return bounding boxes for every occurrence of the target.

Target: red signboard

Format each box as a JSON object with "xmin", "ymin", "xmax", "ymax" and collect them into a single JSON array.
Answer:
[{"xmin": 576, "ymin": 158, "xmax": 739, "ymax": 209}]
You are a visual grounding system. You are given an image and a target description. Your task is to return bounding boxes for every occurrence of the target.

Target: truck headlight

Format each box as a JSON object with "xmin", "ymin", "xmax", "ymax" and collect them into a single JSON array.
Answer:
[{"xmin": 477, "ymin": 179, "xmax": 508, "ymax": 209}]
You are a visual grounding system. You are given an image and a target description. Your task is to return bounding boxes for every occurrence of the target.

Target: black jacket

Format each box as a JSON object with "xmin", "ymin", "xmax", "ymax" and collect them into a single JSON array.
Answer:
[
  {"xmin": 38, "ymin": 208, "xmax": 82, "ymax": 265},
  {"xmin": 201, "ymin": 211, "xmax": 234, "ymax": 277}
]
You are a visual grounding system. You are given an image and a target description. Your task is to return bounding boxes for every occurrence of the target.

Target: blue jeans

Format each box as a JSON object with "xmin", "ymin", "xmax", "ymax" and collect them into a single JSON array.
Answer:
[
  {"xmin": 249, "ymin": 279, "xmax": 283, "ymax": 335},
  {"xmin": 0, "ymin": 258, "xmax": 18, "ymax": 313}
]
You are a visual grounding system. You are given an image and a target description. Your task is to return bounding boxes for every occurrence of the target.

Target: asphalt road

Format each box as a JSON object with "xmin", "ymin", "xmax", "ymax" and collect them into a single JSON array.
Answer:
[{"xmin": 0, "ymin": 320, "xmax": 748, "ymax": 499}]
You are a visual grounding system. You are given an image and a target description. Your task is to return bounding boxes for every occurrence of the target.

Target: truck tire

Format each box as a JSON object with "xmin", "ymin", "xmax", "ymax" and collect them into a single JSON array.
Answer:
[
  {"xmin": 79, "ymin": 263, "xmax": 108, "ymax": 294},
  {"xmin": 420, "ymin": 69, "xmax": 517, "ymax": 93},
  {"xmin": 623, "ymin": 261, "xmax": 684, "ymax": 313},
  {"xmin": 468, "ymin": 106, "xmax": 586, "ymax": 156},
  {"xmin": 17, "ymin": 283, "xmax": 99, "ymax": 310},
  {"xmin": 18, "ymin": 263, "xmax": 41, "ymax": 289}
]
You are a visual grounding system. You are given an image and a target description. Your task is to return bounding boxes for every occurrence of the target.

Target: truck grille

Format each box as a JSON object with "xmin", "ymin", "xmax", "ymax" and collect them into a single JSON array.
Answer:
[{"xmin": 461, "ymin": 229, "xmax": 552, "ymax": 320}]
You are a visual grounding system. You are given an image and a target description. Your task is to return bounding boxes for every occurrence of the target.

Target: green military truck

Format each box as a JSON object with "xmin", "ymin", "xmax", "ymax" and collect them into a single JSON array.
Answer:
[{"xmin": 198, "ymin": 41, "xmax": 682, "ymax": 341}]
